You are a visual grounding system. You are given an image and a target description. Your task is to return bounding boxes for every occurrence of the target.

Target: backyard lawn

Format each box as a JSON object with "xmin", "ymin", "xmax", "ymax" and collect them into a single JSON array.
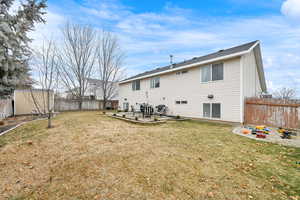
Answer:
[{"xmin": 0, "ymin": 112, "xmax": 299, "ymax": 200}]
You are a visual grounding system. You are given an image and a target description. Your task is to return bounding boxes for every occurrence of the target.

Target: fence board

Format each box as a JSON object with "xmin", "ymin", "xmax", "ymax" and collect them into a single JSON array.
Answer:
[
  {"xmin": 245, "ymin": 98, "xmax": 299, "ymax": 128},
  {"xmin": 0, "ymin": 99, "xmax": 13, "ymax": 119},
  {"xmin": 54, "ymin": 99, "xmax": 118, "ymax": 111}
]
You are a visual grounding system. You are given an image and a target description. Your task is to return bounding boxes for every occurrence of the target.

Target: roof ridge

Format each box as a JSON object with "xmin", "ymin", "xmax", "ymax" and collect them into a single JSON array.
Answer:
[{"xmin": 121, "ymin": 40, "xmax": 259, "ymax": 82}]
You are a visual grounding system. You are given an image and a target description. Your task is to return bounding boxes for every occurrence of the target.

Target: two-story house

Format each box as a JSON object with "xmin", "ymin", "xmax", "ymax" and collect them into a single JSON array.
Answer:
[
  {"xmin": 118, "ymin": 41, "xmax": 267, "ymax": 123},
  {"xmin": 85, "ymin": 78, "xmax": 119, "ymax": 101}
]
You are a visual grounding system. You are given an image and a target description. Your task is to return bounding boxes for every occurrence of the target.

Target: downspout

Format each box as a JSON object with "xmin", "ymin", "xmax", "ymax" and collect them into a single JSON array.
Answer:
[{"xmin": 240, "ymin": 56, "xmax": 244, "ymax": 124}]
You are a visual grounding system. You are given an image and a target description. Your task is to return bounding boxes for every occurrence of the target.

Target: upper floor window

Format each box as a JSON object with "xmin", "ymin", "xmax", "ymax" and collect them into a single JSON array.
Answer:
[
  {"xmin": 132, "ymin": 80, "xmax": 140, "ymax": 91},
  {"xmin": 201, "ymin": 63, "xmax": 224, "ymax": 82},
  {"xmin": 176, "ymin": 70, "xmax": 189, "ymax": 75},
  {"xmin": 150, "ymin": 77, "xmax": 160, "ymax": 88}
]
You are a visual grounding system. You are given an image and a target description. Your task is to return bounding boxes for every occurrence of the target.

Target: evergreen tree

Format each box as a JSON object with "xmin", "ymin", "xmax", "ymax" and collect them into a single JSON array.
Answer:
[{"xmin": 0, "ymin": 0, "xmax": 46, "ymax": 97}]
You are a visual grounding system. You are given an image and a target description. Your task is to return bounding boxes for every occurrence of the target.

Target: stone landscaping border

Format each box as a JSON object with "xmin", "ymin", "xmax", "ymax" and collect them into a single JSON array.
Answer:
[{"xmin": 108, "ymin": 115, "xmax": 167, "ymax": 125}]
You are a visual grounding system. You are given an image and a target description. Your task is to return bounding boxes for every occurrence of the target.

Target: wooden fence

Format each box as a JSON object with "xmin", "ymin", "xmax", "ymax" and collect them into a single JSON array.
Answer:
[
  {"xmin": 244, "ymin": 98, "xmax": 300, "ymax": 129},
  {"xmin": 0, "ymin": 99, "xmax": 13, "ymax": 119},
  {"xmin": 54, "ymin": 99, "xmax": 118, "ymax": 112}
]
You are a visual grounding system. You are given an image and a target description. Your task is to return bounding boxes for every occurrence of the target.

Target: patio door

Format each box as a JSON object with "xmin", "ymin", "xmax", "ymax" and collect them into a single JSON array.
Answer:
[{"xmin": 123, "ymin": 102, "xmax": 129, "ymax": 111}]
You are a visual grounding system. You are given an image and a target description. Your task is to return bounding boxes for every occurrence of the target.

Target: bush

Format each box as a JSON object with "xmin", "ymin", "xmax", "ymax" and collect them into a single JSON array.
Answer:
[
  {"xmin": 154, "ymin": 118, "xmax": 158, "ymax": 121},
  {"xmin": 122, "ymin": 114, "xmax": 126, "ymax": 118},
  {"xmin": 103, "ymin": 111, "xmax": 106, "ymax": 114},
  {"xmin": 113, "ymin": 113, "xmax": 116, "ymax": 116},
  {"xmin": 176, "ymin": 115, "xmax": 181, "ymax": 119},
  {"xmin": 135, "ymin": 117, "xmax": 138, "ymax": 121}
]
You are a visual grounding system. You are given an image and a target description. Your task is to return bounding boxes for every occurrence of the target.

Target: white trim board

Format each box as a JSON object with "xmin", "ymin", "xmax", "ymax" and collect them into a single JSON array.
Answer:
[{"xmin": 120, "ymin": 41, "xmax": 260, "ymax": 84}]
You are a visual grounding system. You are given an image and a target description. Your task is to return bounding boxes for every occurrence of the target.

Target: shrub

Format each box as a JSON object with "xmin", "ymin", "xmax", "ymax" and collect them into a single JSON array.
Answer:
[
  {"xmin": 154, "ymin": 118, "xmax": 158, "ymax": 121},
  {"xmin": 176, "ymin": 115, "xmax": 180, "ymax": 119},
  {"xmin": 135, "ymin": 117, "xmax": 138, "ymax": 121},
  {"xmin": 113, "ymin": 113, "xmax": 116, "ymax": 116},
  {"xmin": 103, "ymin": 111, "xmax": 106, "ymax": 114},
  {"xmin": 122, "ymin": 114, "xmax": 126, "ymax": 118}
]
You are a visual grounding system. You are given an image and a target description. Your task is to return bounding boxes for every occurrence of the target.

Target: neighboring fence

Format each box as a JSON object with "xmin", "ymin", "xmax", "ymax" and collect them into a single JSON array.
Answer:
[
  {"xmin": 0, "ymin": 99, "xmax": 13, "ymax": 119},
  {"xmin": 244, "ymin": 98, "xmax": 300, "ymax": 129},
  {"xmin": 54, "ymin": 99, "xmax": 118, "ymax": 111}
]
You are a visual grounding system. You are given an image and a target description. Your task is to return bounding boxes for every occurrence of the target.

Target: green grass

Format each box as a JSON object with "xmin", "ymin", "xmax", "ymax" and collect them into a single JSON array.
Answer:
[{"xmin": 0, "ymin": 111, "xmax": 299, "ymax": 200}]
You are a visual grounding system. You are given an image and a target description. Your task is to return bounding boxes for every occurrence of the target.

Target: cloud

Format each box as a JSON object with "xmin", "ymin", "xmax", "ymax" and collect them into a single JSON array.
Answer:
[
  {"xmin": 28, "ymin": 0, "xmax": 300, "ymax": 96},
  {"xmin": 29, "ymin": 10, "xmax": 66, "ymax": 48},
  {"xmin": 281, "ymin": 0, "xmax": 300, "ymax": 20}
]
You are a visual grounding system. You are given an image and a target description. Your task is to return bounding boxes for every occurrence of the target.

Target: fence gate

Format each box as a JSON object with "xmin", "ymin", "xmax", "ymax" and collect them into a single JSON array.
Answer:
[{"xmin": 244, "ymin": 98, "xmax": 300, "ymax": 129}]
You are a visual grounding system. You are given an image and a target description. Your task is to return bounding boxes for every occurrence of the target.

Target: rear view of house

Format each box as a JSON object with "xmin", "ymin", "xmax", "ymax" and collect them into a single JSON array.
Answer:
[{"xmin": 118, "ymin": 41, "xmax": 267, "ymax": 123}]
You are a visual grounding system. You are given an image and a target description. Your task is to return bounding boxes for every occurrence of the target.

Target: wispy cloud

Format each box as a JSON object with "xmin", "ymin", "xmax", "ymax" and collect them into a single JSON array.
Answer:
[{"xmin": 29, "ymin": 0, "xmax": 300, "ymax": 95}]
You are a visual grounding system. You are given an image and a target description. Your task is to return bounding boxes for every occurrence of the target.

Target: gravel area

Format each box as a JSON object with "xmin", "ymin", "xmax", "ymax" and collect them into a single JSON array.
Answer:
[{"xmin": 233, "ymin": 126, "xmax": 300, "ymax": 148}]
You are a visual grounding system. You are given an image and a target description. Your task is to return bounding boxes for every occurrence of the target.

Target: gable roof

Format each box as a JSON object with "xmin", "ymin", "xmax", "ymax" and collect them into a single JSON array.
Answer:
[{"xmin": 120, "ymin": 40, "xmax": 260, "ymax": 84}]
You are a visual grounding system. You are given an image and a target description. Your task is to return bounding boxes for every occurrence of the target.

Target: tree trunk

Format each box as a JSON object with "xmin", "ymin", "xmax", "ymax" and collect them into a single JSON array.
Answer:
[
  {"xmin": 103, "ymin": 98, "xmax": 107, "ymax": 110},
  {"xmin": 79, "ymin": 98, "xmax": 83, "ymax": 110},
  {"xmin": 48, "ymin": 111, "xmax": 51, "ymax": 128},
  {"xmin": 47, "ymin": 89, "xmax": 52, "ymax": 128}
]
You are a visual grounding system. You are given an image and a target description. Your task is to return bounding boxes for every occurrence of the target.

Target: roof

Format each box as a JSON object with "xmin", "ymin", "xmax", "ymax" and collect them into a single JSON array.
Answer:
[
  {"xmin": 86, "ymin": 78, "xmax": 116, "ymax": 86},
  {"xmin": 120, "ymin": 40, "xmax": 259, "ymax": 84}
]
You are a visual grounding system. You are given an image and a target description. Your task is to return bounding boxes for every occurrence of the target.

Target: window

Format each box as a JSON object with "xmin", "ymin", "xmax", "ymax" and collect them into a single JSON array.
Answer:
[
  {"xmin": 203, "ymin": 103, "xmax": 211, "ymax": 118},
  {"xmin": 212, "ymin": 63, "xmax": 223, "ymax": 81},
  {"xmin": 201, "ymin": 63, "xmax": 224, "ymax": 82},
  {"xmin": 132, "ymin": 80, "xmax": 140, "ymax": 91},
  {"xmin": 176, "ymin": 70, "xmax": 189, "ymax": 75},
  {"xmin": 212, "ymin": 103, "xmax": 221, "ymax": 118},
  {"xmin": 201, "ymin": 66, "xmax": 211, "ymax": 82},
  {"xmin": 176, "ymin": 100, "xmax": 188, "ymax": 104},
  {"xmin": 150, "ymin": 77, "xmax": 160, "ymax": 88},
  {"xmin": 203, "ymin": 103, "xmax": 221, "ymax": 118},
  {"xmin": 181, "ymin": 70, "xmax": 188, "ymax": 74}
]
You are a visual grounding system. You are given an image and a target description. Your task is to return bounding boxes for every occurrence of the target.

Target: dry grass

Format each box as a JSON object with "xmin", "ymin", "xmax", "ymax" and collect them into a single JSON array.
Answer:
[{"xmin": 0, "ymin": 111, "xmax": 299, "ymax": 200}]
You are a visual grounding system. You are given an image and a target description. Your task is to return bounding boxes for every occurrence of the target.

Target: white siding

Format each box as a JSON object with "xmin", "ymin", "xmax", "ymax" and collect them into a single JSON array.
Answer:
[
  {"xmin": 119, "ymin": 57, "xmax": 242, "ymax": 122},
  {"xmin": 242, "ymin": 51, "xmax": 262, "ymax": 97}
]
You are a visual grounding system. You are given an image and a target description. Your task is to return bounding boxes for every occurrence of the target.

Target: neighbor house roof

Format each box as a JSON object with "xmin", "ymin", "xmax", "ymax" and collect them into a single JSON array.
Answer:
[
  {"xmin": 120, "ymin": 40, "xmax": 260, "ymax": 84},
  {"xmin": 87, "ymin": 78, "xmax": 117, "ymax": 86}
]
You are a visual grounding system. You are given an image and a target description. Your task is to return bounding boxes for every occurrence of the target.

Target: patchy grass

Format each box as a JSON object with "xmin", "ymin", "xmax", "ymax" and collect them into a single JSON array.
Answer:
[{"xmin": 0, "ymin": 111, "xmax": 299, "ymax": 200}]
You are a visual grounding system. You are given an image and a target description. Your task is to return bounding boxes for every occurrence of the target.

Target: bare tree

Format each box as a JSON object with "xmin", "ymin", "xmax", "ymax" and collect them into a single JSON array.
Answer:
[
  {"xmin": 31, "ymin": 40, "xmax": 58, "ymax": 128},
  {"xmin": 96, "ymin": 30, "xmax": 124, "ymax": 109},
  {"xmin": 273, "ymin": 87, "xmax": 296, "ymax": 100},
  {"xmin": 57, "ymin": 22, "xmax": 96, "ymax": 109}
]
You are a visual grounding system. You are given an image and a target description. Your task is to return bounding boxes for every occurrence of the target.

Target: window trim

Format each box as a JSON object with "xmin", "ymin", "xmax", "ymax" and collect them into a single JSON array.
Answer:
[
  {"xmin": 203, "ymin": 103, "xmax": 221, "ymax": 119},
  {"xmin": 132, "ymin": 80, "xmax": 140, "ymax": 91},
  {"xmin": 150, "ymin": 77, "xmax": 160, "ymax": 89},
  {"xmin": 200, "ymin": 63, "xmax": 224, "ymax": 83},
  {"xmin": 181, "ymin": 100, "xmax": 188, "ymax": 104},
  {"xmin": 175, "ymin": 100, "xmax": 188, "ymax": 105}
]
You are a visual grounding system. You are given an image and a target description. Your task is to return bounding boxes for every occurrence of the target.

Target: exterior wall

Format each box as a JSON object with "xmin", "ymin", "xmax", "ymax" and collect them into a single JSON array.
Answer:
[
  {"xmin": 14, "ymin": 90, "xmax": 54, "ymax": 115},
  {"xmin": 240, "ymin": 50, "xmax": 264, "ymax": 123},
  {"xmin": 86, "ymin": 81, "xmax": 119, "ymax": 100},
  {"xmin": 119, "ymin": 57, "xmax": 242, "ymax": 122},
  {"xmin": 0, "ymin": 99, "xmax": 13, "ymax": 119},
  {"xmin": 242, "ymin": 51, "xmax": 262, "ymax": 97}
]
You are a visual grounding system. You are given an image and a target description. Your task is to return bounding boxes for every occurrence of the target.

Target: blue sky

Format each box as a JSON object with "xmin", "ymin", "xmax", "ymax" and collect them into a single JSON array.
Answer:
[{"xmin": 28, "ymin": 0, "xmax": 300, "ymax": 95}]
